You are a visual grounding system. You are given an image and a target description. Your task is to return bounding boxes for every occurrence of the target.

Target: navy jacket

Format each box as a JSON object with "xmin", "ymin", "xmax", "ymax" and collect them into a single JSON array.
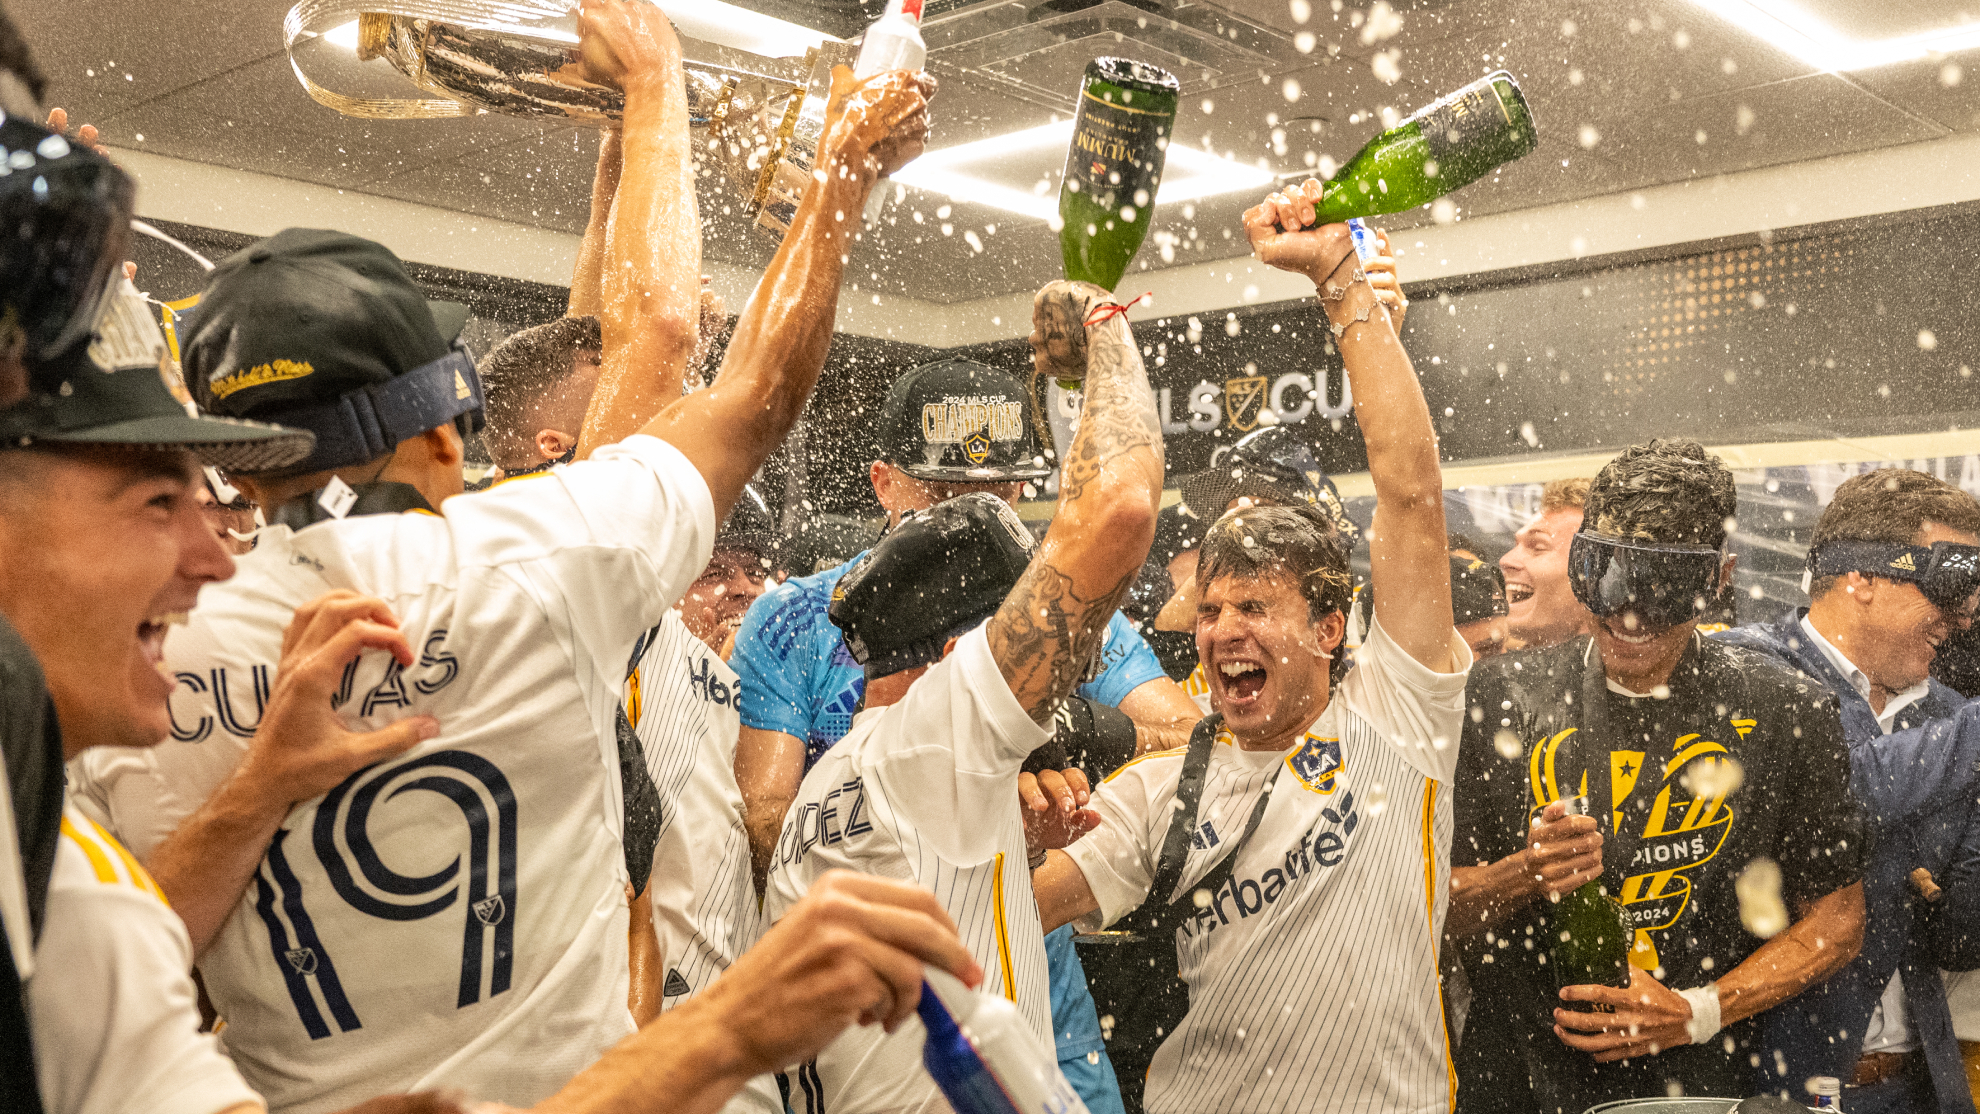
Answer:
[{"xmin": 1716, "ymin": 612, "xmax": 1979, "ymax": 1109}]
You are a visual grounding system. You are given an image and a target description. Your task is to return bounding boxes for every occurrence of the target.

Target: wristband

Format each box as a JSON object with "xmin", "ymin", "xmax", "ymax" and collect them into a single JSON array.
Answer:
[
  {"xmin": 1028, "ymin": 848, "xmax": 1049, "ymax": 871},
  {"xmin": 1679, "ymin": 984, "xmax": 1722, "ymax": 1046}
]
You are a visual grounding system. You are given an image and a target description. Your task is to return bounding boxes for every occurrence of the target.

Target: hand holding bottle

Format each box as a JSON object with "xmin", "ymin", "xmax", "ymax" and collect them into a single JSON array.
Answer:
[
  {"xmin": 1554, "ymin": 964, "xmax": 1697, "ymax": 1062},
  {"xmin": 1027, "ymin": 279, "xmax": 1114, "ymax": 384},
  {"xmin": 820, "ymin": 67, "xmax": 939, "ymax": 189},
  {"xmin": 1242, "ymin": 180, "xmax": 1356, "ymax": 285},
  {"xmin": 1524, "ymin": 798, "xmax": 1605, "ymax": 900}
]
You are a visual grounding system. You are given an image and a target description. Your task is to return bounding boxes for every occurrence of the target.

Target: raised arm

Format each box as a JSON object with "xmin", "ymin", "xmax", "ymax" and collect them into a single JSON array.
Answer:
[
  {"xmin": 567, "ymin": 128, "xmax": 624, "ymax": 319},
  {"xmin": 571, "ymin": 0, "xmax": 700, "ymax": 461},
  {"xmin": 987, "ymin": 282, "xmax": 1165, "ymax": 719},
  {"xmin": 1243, "ymin": 186, "xmax": 1455, "ymax": 671},
  {"xmin": 615, "ymin": 66, "xmax": 934, "ymax": 518}
]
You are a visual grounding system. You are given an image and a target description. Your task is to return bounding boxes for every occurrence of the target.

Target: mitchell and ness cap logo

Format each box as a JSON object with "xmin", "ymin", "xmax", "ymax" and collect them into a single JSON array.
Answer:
[
  {"xmin": 922, "ymin": 395, "xmax": 1023, "ymax": 447},
  {"xmin": 209, "ymin": 358, "xmax": 314, "ymax": 400}
]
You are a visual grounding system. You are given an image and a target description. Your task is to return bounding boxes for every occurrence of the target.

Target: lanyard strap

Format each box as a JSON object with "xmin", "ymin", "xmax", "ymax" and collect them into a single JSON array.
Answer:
[{"xmin": 1131, "ymin": 714, "xmax": 1281, "ymax": 934}]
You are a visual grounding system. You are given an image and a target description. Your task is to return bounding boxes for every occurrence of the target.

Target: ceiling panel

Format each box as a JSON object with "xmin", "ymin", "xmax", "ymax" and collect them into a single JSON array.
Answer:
[{"xmin": 6, "ymin": 0, "xmax": 1979, "ymax": 304}]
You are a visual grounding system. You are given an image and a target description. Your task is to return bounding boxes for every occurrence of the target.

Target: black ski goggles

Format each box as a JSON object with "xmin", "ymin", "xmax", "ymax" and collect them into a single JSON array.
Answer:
[
  {"xmin": 1567, "ymin": 531, "xmax": 1726, "ymax": 629},
  {"xmin": 0, "ymin": 116, "xmax": 135, "ymax": 364},
  {"xmin": 1809, "ymin": 541, "xmax": 1980, "ymax": 617}
]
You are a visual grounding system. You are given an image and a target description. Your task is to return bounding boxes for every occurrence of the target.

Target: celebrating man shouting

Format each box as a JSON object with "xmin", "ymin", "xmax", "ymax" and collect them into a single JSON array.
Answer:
[{"xmin": 1030, "ymin": 179, "xmax": 1472, "ymax": 1114}]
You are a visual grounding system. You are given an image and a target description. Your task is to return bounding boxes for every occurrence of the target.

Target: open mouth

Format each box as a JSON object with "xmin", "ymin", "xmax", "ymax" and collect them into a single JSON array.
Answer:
[
  {"xmin": 137, "ymin": 611, "xmax": 188, "ymax": 668},
  {"xmin": 1217, "ymin": 659, "xmax": 1268, "ymax": 703},
  {"xmin": 1601, "ymin": 613, "xmax": 1662, "ymax": 646},
  {"xmin": 1505, "ymin": 582, "xmax": 1534, "ymax": 606}
]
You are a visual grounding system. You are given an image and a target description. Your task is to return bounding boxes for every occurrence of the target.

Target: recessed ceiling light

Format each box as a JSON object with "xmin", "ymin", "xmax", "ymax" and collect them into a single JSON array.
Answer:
[
  {"xmin": 890, "ymin": 119, "xmax": 1280, "ymax": 222},
  {"xmin": 1683, "ymin": 0, "xmax": 1980, "ymax": 71}
]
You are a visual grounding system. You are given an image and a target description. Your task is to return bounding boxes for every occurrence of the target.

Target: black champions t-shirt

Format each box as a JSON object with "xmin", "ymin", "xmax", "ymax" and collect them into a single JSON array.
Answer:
[{"xmin": 1451, "ymin": 634, "xmax": 1865, "ymax": 1111}]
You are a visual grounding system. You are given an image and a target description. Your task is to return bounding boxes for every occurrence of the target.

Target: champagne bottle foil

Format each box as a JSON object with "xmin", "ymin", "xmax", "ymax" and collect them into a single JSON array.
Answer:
[{"xmin": 283, "ymin": 0, "xmax": 854, "ymax": 237}]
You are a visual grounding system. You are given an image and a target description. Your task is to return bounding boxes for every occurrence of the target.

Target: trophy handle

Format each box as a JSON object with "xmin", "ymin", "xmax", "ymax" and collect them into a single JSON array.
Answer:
[{"xmin": 286, "ymin": 0, "xmax": 479, "ymax": 119}]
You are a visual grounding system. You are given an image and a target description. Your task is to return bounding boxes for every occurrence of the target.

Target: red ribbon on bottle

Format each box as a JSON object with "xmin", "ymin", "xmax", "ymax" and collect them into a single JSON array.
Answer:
[{"xmin": 1084, "ymin": 291, "xmax": 1152, "ymax": 327}]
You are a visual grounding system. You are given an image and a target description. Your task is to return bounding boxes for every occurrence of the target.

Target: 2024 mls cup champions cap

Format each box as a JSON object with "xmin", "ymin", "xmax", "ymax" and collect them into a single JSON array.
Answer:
[
  {"xmin": 829, "ymin": 492, "xmax": 1038, "ymax": 678},
  {"xmin": 879, "ymin": 358, "xmax": 1051, "ymax": 483},
  {"xmin": 181, "ymin": 228, "xmax": 482, "ymax": 475}
]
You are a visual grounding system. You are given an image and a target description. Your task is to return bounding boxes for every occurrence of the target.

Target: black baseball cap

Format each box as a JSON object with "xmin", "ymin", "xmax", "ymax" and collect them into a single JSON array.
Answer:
[
  {"xmin": 0, "ymin": 274, "xmax": 316, "ymax": 473},
  {"xmin": 716, "ymin": 482, "xmax": 778, "ymax": 562},
  {"xmin": 1357, "ymin": 552, "xmax": 1509, "ymax": 630},
  {"xmin": 829, "ymin": 492, "xmax": 1037, "ymax": 678},
  {"xmin": 181, "ymin": 228, "xmax": 483, "ymax": 475},
  {"xmin": 1179, "ymin": 426, "xmax": 1360, "ymax": 546},
  {"xmin": 878, "ymin": 358, "xmax": 1049, "ymax": 482}
]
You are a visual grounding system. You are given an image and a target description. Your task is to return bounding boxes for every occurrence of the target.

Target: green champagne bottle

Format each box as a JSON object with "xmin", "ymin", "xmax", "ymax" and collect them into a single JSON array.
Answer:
[
  {"xmin": 1057, "ymin": 57, "xmax": 1180, "ymax": 292},
  {"xmin": 1547, "ymin": 796, "xmax": 1633, "ymax": 1001},
  {"xmin": 1312, "ymin": 70, "xmax": 1538, "ymax": 224}
]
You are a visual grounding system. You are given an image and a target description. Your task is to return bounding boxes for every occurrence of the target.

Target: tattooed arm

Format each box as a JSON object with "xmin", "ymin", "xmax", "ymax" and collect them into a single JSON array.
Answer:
[{"xmin": 988, "ymin": 283, "xmax": 1165, "ymax": 719}]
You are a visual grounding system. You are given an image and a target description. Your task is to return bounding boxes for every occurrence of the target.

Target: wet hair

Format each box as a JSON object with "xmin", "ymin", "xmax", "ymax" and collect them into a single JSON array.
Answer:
[
  {"xmin": 478, "ymin": 315, "xmax": 601, "ymax": 469},
  {"xmin": 1540, "ymin": 477, "xmax": 1591, "ymax": 514},
  {"xmin": 1196, "ymin": 502, "xmax": 1354, "ymax": 685},
  {"xmin": 1808, "ymin": 469, "xmax": 1980, "ymax": 598},
  {"xmin": 0, "ymin": 10, "xmax": 47, "ymax": 106},
  {"xmin": 1585, "ymin": 439, "xmax": 1736, "ymax": 549}
]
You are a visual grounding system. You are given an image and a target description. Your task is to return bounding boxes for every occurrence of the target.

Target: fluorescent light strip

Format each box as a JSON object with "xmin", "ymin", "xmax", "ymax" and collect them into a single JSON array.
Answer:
[
  {"xmin": 892, "ymin": 119, "xmax": 1278, "ymax": 221},
  {"xmin": 316, "ymin": 1, "xmax": 834, "ymax": 58},
  {"xmin": 1683, "ymin": 0, "xmax": 1980, "ymax": 71}
]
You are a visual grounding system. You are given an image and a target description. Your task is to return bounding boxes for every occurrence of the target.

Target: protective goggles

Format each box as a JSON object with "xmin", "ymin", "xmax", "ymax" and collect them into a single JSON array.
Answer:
[
  {"xmin": 1810, "ymin": 541, "xmax": 1980, "ymax": 616},
  {"xmin": 0, "ymin": 116, "xmax": 135, "ymax": 363},
  {"xmin": 1567, "ymin": 531, "xmax": 1725, "ymax": 629}
]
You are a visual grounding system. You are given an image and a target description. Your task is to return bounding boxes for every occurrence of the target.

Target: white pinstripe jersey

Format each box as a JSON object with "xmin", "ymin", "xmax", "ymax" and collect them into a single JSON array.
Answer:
[
  {"xmin": 763, "ymin": 624, "xmax": 1053, "ymax": 1114},
  {"xmin": 625, "ymin": 612, "xmax": 778, "ymax": 1114},
  {"xmin": 31, "ymin": 804, "xmax": 262, "ymax": 1114},
  {"xmin": 1068, "ymin": 620, "xmax": 1470, "ymax": 1114},
  {"xmin": 72, "ymin": 436, "xmax": 716, "ymax": 1113}
]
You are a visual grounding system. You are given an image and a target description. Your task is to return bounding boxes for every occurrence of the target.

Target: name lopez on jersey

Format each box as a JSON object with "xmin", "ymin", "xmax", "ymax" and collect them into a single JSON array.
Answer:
[
  {"xmin": 775, "ymin": 777, "xmax": 873, "ymax": 869},
  {"xmin": 1180, "ymin": 787, "xmax": 1362, "ymax": 943},
  {"xmin": 169, "ymin": 630, "xmax": 461, "ymax": 742}
]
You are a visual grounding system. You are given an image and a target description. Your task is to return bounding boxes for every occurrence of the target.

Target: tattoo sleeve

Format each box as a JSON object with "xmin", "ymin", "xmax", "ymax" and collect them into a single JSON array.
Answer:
[{"xmin": 990, "ymin": 311, "xmax": 1164, "ymax": 720}]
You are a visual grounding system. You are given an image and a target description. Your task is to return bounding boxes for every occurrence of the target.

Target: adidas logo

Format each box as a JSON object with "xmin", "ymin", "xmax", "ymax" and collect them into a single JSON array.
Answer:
[
  {"xmin": 663, "ymin": 968, "xmax": 692, "ymax": 997},
  {"xmin": 1890, "ymin": 552, "xmax": 1919, "ymax": 571}
]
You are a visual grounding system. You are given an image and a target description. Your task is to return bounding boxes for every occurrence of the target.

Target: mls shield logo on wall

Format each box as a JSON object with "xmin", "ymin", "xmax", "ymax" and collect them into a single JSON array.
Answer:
[
  {"xmin": 1286, "ymin": 734, "xmax": 1343, "ymax": 794},
  {"xmin": 1224, "ymin": 375, "xmax": 1268, "ymax": 432}
]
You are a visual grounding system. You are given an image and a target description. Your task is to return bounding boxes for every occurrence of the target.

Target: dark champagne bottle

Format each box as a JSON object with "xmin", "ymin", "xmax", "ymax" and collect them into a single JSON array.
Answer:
[
  {"xmin": 1312, "ymin": 70, "xmax": 1538, "ymax": 224},
  {"xmin": 1547, "ymin": 796, "xmax": 1633, "ymax": 1000},
  {"xmin": 1057, "ymin": 57, "xmax": 1180, "ymax": 292}
]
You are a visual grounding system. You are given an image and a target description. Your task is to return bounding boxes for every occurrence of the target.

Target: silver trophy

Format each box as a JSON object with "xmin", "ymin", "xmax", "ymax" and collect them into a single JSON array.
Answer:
[{"xmin": 283, "ymin": 0, "xmax": 852, "ymax": 236}]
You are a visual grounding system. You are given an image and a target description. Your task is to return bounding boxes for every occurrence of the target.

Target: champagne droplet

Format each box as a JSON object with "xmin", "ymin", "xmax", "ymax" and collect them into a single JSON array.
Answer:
[
  {"xmin": 1366, "ymin": 783, "xmax": 1389, "ymax": 816},
  {"xmin": 1736, "ymin": 857, "xmax": 1788, "ymax": 939},
  {"xmin": 1493, "ymin": 729, "xmax": 1522, "ymax": 760}
]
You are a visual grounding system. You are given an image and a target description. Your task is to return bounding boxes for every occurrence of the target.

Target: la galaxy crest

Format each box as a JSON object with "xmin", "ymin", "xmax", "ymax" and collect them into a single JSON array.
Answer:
[
  {"xmin": 1286, "ymin": 734, "xmax": 1343, "ymax": 793},
  {"xmin": 963, "ymin": 429, "xmax": 991, "ymax": 464}
]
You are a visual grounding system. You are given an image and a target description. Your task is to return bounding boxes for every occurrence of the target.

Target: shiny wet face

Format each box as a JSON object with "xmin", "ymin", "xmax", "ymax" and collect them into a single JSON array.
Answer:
[
  {"xmin": 1502, "ymin": 506, "xmax": 1587, "ymax": 650},
  {"xmin": 1195, "ymin": 567, "xmax": 1338, "ymax": 750},
  {"xmin": 0, "ymin": 446, "xmax": 235, "ymax": 755}
]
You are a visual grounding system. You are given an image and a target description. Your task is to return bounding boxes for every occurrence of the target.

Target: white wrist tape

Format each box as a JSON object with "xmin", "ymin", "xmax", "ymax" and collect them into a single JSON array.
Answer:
[{"xmin": 1679, "ymin": 984, "xmax": 1722, "ymax": 1046}]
